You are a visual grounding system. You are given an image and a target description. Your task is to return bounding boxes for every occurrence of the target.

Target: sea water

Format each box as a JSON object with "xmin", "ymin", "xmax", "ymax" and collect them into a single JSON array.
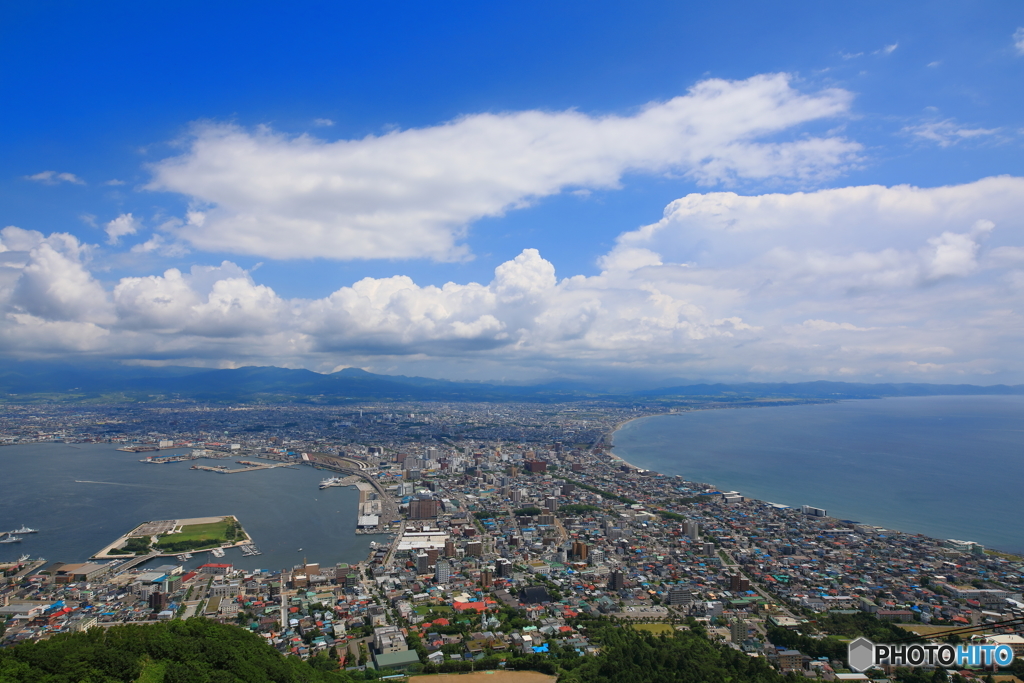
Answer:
[
  {"xmin": 611, "ymin": 395, "xmax": 1024, "ymax": 554},
  {"xmin": 0, "ymin": 442, "xmax": 373, "ymax": 570}
]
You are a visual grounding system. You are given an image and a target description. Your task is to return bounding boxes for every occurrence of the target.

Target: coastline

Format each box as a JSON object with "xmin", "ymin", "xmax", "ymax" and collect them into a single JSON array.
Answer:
[{"xmin": 598, "ymin": 397, "xmax": 1024, "ymax": 557}]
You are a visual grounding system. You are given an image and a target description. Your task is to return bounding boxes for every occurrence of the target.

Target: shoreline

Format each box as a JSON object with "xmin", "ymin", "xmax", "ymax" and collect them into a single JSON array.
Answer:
[{"xmin": 601, "ymin": 398, "xmax": 1023, "ymax": 556}]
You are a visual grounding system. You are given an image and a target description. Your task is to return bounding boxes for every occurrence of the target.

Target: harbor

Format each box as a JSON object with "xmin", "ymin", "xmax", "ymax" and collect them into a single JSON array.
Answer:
[{"xmin": 190, "ymin": 460, "xmax": 295, "ymax": 474}]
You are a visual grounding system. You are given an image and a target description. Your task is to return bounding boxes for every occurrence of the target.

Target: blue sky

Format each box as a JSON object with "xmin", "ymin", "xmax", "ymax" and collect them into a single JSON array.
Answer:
[{"xmin": 2, "ymin": 1, "xmax": 1024, "ymax": 385}]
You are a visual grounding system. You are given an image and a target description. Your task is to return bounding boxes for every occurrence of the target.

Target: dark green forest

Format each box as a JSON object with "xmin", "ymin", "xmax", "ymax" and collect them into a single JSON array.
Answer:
[{"xmin": 0, "ymin": 619, "xmax": 352, "ymax": 683}]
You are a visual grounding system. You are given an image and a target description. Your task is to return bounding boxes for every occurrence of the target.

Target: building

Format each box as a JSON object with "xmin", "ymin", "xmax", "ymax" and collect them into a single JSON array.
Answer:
[
  {"xmin": 801, "ymin": 505, "xmax": 827, "ymax": 517},
  {"xmin": 373, "ymin": 625, "xmax": 408, "ymax": 654},
  {"xmin": 480, "ymin": 568, "xmax": 493, "ymax": 588},
  {"xmin": 496, "ymin": 558, "xmax": 512, "ymax": 578},
  {"xmin": 571, "ymin": 541, "xmax": 589, "ymax": 561},
  {"xmin": 525, "ymin": 460, "xmax": 547, "ymax": 474},
  {"xmin": 466, "ymin": 541, "xmax": 483, "ymax": 557},
  {"xmin": 729, "ymin": 574, "xmax": 750, "ymax": 592},
  {"xmin": 435, "ymin": 559, "xmax": 451, "ymax": 584},
  {"xmin": 409, "ymin": 496, "xmax": 439, "ymax": 520},
  {"xmin": 608, "ymin": 570, "xmax": 625, "ymax": 591},
  {"xmin": 667, "ymin": 587, "xmax": 693, "ymax": 606},
  {"xmin": 416, "ymin": 553, "xmax": 431, "ymax": 574},
  {"xmin": 730, "ymin": 618, "xmax": 746, "ymax": 643},
  {"xmin": 684, "ymin": 520, "xmax": 700, "ymax": 541},
  {"xmin": 776, "ymin": 649, "xmax": 803, "ymax": 671}
]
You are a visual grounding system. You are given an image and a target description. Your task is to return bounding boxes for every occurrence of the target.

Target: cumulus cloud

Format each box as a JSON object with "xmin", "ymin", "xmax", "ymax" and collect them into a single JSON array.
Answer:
[
  {"xmin": 24, "ymin": 171, "xmax": 85, "ymax": 185},
  {"xmin": 147, "ymin": 73, "xmax": 859, "ymax": 261},
  {"xmin": 2, "ymin": 176, "xmax": 1024, "ymax": 383},
  {"xmin": 903, "ymin": 119, "xmax": 1000, "ymax": 147},
  {"xmin": 105, "ymin": 213, "xmax": 141, "ymax": 244}
]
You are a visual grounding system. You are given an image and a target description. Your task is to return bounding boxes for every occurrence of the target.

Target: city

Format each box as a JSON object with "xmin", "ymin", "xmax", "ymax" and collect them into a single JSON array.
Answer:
[{"xmin": 2, "ymin": 400, "xmax": 1022, "ymax": 681}]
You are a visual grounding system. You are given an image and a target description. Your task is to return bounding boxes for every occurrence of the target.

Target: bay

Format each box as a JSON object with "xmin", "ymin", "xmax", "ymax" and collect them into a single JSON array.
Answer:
[
  {"xmin": 0, "ymin": 443, "xmax": 373, "ymax": 571},
  {"xmin": 611, "ymin": 395, "xmax": 1024, "ymax": 554}
]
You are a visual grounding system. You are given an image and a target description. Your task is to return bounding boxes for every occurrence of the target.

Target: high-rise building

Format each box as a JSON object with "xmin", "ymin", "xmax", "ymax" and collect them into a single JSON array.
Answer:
[
  {"xmin": 608, "ymin": 570, "xmax": 625, "ymax": 591},
  {"xmin": 496, "ymin": 557, "xmax": 512, "ymax": 578},
  {"xmin": 684, "ymin": 520, "xmax": 700, "ymax": 541},
  {"xmin": 545, "ymin": 496, "xmax": 558, "ymax": 512},
  {"xmin": 416, "ymin": 552, "xmax": 430, "ymax": 574},
  {"xmin": 444, "ymin": 540, "xmax": 456, "ymax": 558},
  {"xmin": 667, "ymin": 586, "xmax": 692, "ymax": 606},
  {"xmin": 730, "ymin": 619, "xmax": 747, "ymax": 644},
  {"xmin": 729, "ymin": 574, "xmax": 750, "ymax": 592},
  {"xmin": 409, "ymin": 496, "xmax": 439, "ymax": 519},
  {"xmin": 480, "ymin": 568, "xmax": 493, "ymax": 588},
  {"xmin": 525, "ymin": 460, "xmax": 547, "ymax": 473},
  {"xmin": 434, "ymin": 559, "xmax": 451, "ymax": 584},
  {"xmin": 466, "ymin": 541, "xmax": 482, "ymax": 557},
  {"xmin": 148, "ymin": 592, "xmax": 167, "ymax": 610},
  {"xmin": 571, "ymin": 541, "xmax": 589, "ymax": 561}
]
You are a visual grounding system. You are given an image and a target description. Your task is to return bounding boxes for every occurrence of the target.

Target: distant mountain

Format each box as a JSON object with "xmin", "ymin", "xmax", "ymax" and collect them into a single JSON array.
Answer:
[{"xmin": 0, "ymin": 362, "xmax": 1021, "ymax": 403}]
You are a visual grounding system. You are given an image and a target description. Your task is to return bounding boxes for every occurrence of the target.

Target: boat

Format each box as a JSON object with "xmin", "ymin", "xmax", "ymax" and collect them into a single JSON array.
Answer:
[
  {"xmin": 11, "ymin": 526, "xmax": 38, "ymax": 534},
  {"xmin": 0, "ymin": 536, "xmax": 23, "ymax": 544},
  {"xmin": 319, "ymin": 476, "xmax": 344, "ymax": 489},
  {"xmin": 18, "ymin": 554, "xmax": 30, "ymax": 562},
  {"xmin": 211, "ymin": 548, "xmax": 226, "ymax": 558}
]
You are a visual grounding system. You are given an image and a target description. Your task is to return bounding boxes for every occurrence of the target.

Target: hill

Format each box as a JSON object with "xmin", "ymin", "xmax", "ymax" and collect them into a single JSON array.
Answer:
[{"xmin": 1, "ymin": 361, "xmax": 1021, "ymax": 404}]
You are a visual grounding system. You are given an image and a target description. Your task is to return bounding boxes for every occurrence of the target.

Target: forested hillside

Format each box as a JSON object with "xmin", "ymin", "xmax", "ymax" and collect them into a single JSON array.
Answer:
[{"xmin": 0, "ymin": 619, "xmax": 351, "ymax": 683}]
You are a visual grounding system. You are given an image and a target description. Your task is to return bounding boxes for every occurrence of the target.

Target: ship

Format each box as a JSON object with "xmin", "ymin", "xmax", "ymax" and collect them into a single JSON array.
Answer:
[
  {"xmin": 210, "ymin": 548, "xmax": 226, "ymax": 558},
  {"xmin": 11, "ymin": 526, "xmax": 38, "ymax": 534},
  {"xmin": 319, "ymin": 476, "xmax": 344, "ymax": 489},
  {"xmin": 18, "ymin": 554, "xmax": 29, "ymax": 562},
  {"xmin": 0, "ymin": 536, "xmax": 22, "ymax": 544}
]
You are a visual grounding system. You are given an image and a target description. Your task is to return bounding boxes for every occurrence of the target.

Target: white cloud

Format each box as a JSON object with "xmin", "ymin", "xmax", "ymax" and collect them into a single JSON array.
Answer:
[
  {"xmin": 24, "ymin": 171, "xmax": 85, "ymax": 185},
  {"xmin": 1014, "ymin": 27, "xmax": 1024, "ymax": 55},
  {"xmin": 875, "ymin": 43, "xmax": 898, "ymax": 55},
  {"xmin": 105, "ymin": 213, "xmax": 141, "ymax": 244},
  {"xmin": 129, "ymin": 233, "xmax": 190, "ymax": 257},
  {"xmin": 797, "ymin": 320, "xmax": 874, "ymax": 332},
  {"xmin": 313, "ymin": 118, "xmax": 334, "ymax": 127},
  {"xmin": 105, "ymin": 179, "xmax": 127, "ymax": 186},
  {"xmin": 903, "ymin": 119, "xmax": 1000, "ymax": 147},
  {"xmin": 147, "ymin": 73, "xmax": 860, "ymax": 261},
  {"xmin": 2, "ymin": 176, "xmax": 1024, "ymax": 383}
]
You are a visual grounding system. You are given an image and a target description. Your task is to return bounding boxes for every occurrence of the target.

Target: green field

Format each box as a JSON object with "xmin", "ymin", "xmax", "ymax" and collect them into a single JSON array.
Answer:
[
  {"xmin": 632, "ymin": 623, "xmax": 676, "ymax": 634},
  {"xmin": 415, "ymin": 605, "xmax": 454, "ymax": 616},
  {"xmin": 155, "ymin": 517, "xmax": 245, "ymax": 552}
]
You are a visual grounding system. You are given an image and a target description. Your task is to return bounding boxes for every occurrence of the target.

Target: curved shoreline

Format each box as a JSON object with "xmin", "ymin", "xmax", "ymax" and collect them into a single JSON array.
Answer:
[{"xmin": 603, "ymin": 397, "xmax": 1024, "ymax": 555}]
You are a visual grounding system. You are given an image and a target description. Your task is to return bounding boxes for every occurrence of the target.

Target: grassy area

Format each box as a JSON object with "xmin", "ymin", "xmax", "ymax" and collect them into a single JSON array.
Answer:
[
  {"xmin": 633, "ymin": 623, "xmax": 675, "ymax": 634},
  {"xmin": 414, "ymin": 605, "xmax": 454, "ymax": 616},
  {"xmin": 155, "ymin": 517, "xmax": 244, "ymax": 551}
]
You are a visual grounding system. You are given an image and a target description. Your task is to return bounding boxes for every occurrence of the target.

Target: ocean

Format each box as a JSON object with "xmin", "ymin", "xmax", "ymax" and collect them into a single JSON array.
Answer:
[
  {"xmin": 0, "ymin": 443, "xmax": 373, "ymax": 571},
  {"xmin": 611, "ymin": 395, "xmax": 1024, "ymax": 554}
]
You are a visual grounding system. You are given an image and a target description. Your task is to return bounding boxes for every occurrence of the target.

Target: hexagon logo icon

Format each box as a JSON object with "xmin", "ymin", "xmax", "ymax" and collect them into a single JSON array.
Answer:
[{"xmin": 848, "ymin": 637, "xmax": 875, "ymax": 672}]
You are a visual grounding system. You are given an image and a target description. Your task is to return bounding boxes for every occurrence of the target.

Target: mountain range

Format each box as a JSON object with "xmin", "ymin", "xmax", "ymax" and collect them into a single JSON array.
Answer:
[{"xmin": 2, "ymin": 362, "xmax": 1023, "ymax": 403}]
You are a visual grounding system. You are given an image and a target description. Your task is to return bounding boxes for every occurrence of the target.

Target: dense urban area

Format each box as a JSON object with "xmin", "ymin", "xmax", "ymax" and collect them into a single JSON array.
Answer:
[{"xmin": 2, "ymin": 401, "xmax": 1023, "ymax": 682}]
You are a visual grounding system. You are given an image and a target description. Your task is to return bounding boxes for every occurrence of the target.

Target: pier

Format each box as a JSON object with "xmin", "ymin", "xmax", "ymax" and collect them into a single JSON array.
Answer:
[{"xmin": 190, "ymin": 460, "xmax": 294, "ymax": 474}]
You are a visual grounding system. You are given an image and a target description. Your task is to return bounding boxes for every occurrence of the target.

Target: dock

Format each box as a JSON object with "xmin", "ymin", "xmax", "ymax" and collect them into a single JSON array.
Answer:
[{"xmin": 191, "ymin": 461, "xmax": 294, "ymax": 474}]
